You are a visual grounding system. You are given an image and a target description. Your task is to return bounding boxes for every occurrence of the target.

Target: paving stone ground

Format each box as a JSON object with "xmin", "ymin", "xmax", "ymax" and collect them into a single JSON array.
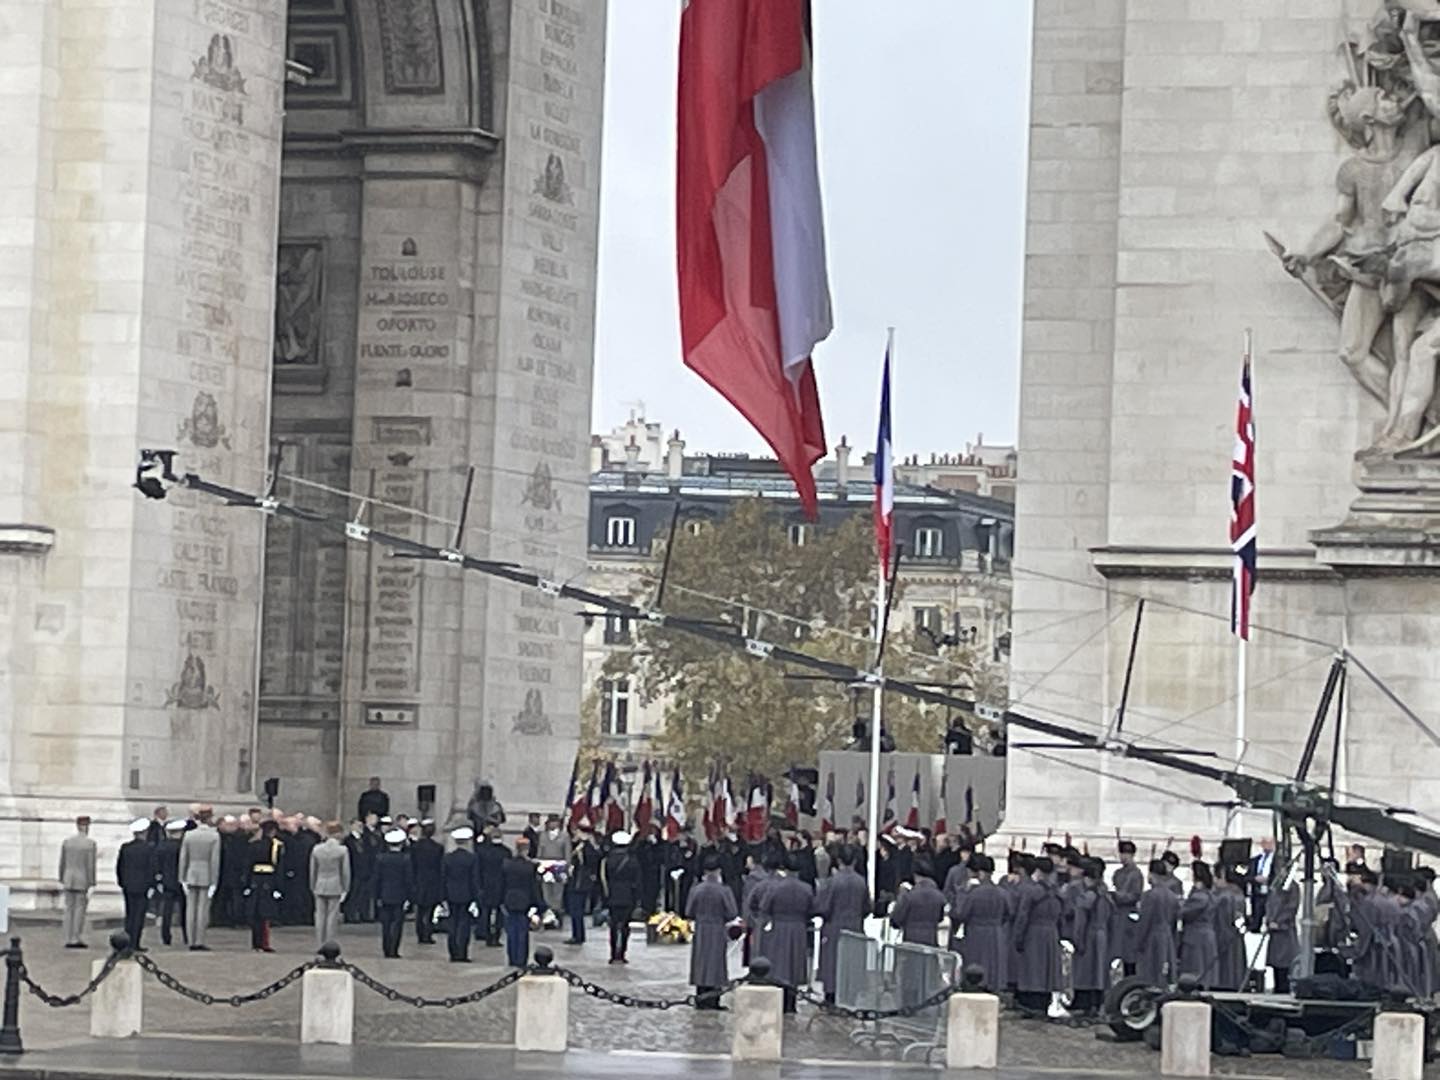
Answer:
[{"xmin": 3, "ymin": 917, "xmax": 1421, "ymax": 1077}]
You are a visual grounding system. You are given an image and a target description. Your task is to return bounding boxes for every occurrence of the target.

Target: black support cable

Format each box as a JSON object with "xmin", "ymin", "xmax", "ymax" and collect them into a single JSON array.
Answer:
[{"xmin": 143, "ymin": 455, "xmax": 1440, "ymax": 858}]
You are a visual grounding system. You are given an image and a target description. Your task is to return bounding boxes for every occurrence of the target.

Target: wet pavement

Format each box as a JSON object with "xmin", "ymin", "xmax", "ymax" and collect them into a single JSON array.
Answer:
[{"xmin": 0, "ymin": 919, "xmax": 1421, "ymax": 1077}]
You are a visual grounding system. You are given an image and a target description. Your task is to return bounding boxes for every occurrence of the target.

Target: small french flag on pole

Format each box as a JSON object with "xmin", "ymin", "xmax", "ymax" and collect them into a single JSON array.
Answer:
[{"xmin": 874, "ymin": 343, "xmax": 894, "ymax": 574}]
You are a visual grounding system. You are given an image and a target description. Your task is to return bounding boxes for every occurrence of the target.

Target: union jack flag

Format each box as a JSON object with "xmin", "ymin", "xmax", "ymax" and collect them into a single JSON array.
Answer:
[{"xmin": 1230, "ymin": 351, "xmax": 1257, "ymax": 640}]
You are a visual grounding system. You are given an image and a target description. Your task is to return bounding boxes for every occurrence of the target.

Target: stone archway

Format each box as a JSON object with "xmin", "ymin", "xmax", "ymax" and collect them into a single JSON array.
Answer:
[{"xmin": 257, "ymin": 0, "xmax": 604, "ymax": 820}]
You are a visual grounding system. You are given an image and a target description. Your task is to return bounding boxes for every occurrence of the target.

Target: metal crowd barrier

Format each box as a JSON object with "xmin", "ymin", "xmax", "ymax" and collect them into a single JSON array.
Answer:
[{"xmin": 833, "ymin": 930, "xmax": 959, "ymax": 1061}]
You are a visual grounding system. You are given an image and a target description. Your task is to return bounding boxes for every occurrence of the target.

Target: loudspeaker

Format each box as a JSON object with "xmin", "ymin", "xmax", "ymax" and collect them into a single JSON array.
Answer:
[
  {"xmin": 1219, "ymin": 838, "xmax": 1251, "ymax": 869},
  {"xmin": 417, "ymin": 783, "xmax": 436, "ymax": 808}
]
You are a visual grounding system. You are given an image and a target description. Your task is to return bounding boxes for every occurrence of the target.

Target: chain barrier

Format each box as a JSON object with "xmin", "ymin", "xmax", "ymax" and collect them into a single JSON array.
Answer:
[
  {"xmin": 795, "ymin": 980, "xmax": 963, "ymax": 1021},
  {"xmin": 17, "ymin": 951, "xmax": 121, "ymax": 1008},
  {"xmin": 135, "ymin": 953, "xmax": 319, "ymax": 1007},
  {"xmin": 338, "ymin": 962, "xmax": 525, "ymax": 1009},
  {"xmin": 547, "ymin": 965, "xmax": 743, "ymax": 1011}
]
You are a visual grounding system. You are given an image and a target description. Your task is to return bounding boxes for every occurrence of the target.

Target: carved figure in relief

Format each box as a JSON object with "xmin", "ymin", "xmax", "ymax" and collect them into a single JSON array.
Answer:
[
  {"xmin": 513, "ymin": 689, "xmax": 552, "ymax": 736},
  {"xmin": 193, "ymin": 33, "xmax": 247, "ymax": 95},
  {"xmin": 178, "ymin": 391, "xmax": 231, "ymax": 450},
  {"xmin": 1282, "ymin": 83, "xmax": 1417, "ymax": 412},
  {"xmin": 166, "ymin": 653, "xmax": 220, "ymax": 710},
  {"xmin": 535, "ymin": 153, "xmax": 574, "ymax": 205},
  {"xmin": 274, "ymin": 244, "xmax": 323, "ymax": 365},
  {"xmin": 1270, "ymin": 2, "xmax": 1440, "ymax": 456},
  {"xmin": 520, "ymin": 462, "xmax": 562, "ymax": 513}
]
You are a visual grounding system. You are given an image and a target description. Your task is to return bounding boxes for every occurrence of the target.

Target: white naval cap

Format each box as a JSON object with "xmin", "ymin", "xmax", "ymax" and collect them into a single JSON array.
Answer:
[
  {"xmin": 165, "ymin": 819, "xmax": 186, "ymax": 833},
  {"xmin": 451, "ymin": 826, "xmax": 474, "ymax": 841},
  {"xmin": 130, "ymin": 818, "xmax": 150, "ymax": 833},
  {"xmin": 610, "ymin": 830, "xmax": 632, "ymax": 847},
  {"xmin": 420, "ymin": 818, "xmax": 435, "ymax": 826},
  {"xmin": 384, "ymin": 829, "xmax": 406, "ymax": 844}
]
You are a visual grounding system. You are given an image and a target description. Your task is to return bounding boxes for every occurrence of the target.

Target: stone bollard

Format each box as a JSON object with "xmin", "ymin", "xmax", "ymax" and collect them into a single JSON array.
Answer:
[
  {"xmin": 1160, "ymin": 999, "xmax": 1211, "ymax": 1078},
  {"xmin": 1371, "ymin": 1012, "xmax": 1424, "ymax": 1080},
  {"xmin": 90, "ymin": 935, "xmax": 143, "ymax": 1039},
  {"xmin": 946, "ymin": 993, "xmax": 999, "ymax": 1069},
  {"xmin": 515, "ymin": 947, "xmax": 568, "ymax": 1053},
  {"xmin": 301, "ymin": 944, "xmax": 353, "ymax": 1046},
  {"xmin": 732, "ymin": 958, "xmax": 783, "ymax": 1063}
]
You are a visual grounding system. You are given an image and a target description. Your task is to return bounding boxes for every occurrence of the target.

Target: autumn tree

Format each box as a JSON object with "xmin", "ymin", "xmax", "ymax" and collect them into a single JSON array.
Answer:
[{"xmin": 603, "ymin": 497, "xmax": 998, "ymax": 781}]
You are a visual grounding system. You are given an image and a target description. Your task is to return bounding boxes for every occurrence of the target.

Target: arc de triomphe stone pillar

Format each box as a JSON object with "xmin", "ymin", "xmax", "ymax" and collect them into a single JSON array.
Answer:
[
  {"xmin": 1011, "ymin": 0, "xmax": 1440, "ymax": 841},
  {"xmin": 0, "ymin": 0, "xmax": 603, "ymax": 902}
]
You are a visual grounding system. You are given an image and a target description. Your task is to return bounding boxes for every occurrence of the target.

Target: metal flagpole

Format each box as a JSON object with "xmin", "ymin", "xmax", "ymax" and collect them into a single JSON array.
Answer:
[
  {"xmin": 1229, "ymin": 328, "xmax": 1253, "ymax": 838},
  {"xmin": 866, "ymin": 327, "xmax": 895, "ymax": 905}
]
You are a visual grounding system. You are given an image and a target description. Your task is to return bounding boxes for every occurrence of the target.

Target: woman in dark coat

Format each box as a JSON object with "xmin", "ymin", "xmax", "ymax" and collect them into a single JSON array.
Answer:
[
  {"xmin": 1264, "ymin": 877, "xmax": 1300, "ymax": 994},
  {"xmin": 685, "ymin": 857, "xmax": 738, "ymax": 1008},
  {"xmin": 951, "ymin": 854, "xmax": 1008, "ymax": 992},
  {"xmin": 1178, "ymin": 861, "xmax": 1219, "ymax": 988},
  {"xmin": 756, "ymin": 857, "xmax": 814, "ymax": 1012},
  {"xmin": 1011, "ymin": 856, "xmax": 1064, "ymax": 1014},
  {"xmin": 814, "ymin": 847, "xmax": 869, "ymax": 1002},
  {"xmin": 1068, "ymin": 858, "xmax": 1113, "ymax": 1015},
  {"xmin": 1212, "ymin": 866, "xmax": 1248, "ymax": 990}
]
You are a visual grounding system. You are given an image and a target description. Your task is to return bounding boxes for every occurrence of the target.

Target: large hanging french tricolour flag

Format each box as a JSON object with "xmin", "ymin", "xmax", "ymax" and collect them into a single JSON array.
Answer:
[{"xmin": 677, "ymin": 0, "xmax": 832, "ymax": 516}]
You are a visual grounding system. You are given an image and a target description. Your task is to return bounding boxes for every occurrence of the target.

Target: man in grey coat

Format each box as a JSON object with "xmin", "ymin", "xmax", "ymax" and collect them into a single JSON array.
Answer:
[
  {"xmin": 178, "ymin": 805, "xmax": 221, "ymax": 950},
  {"xmin": 58, "ymin": 816, "xmax": 97, "ymax": 948},
  {"xmin": 756, "ymin": 853, "xmax": 813, "ymax": 1013},
  {"xmin": 1135, "ymin": 860, "xmax": 1180, "ymax": 988},
  {"xmin": 951, "ymin": 854, "xmax": 1009, "ymax": 991},
  {"xmin": 891, "ymin": 873, "xmax": 946, "ymax": 946},
  {"xmin": 814, "ymin": 846, "xmax": 869, "ymax": 1002},
  {"xmin": 1110, "ymin": 840, "xmax": 1144, "ymax": 977},
  {"xmin": 685, "ymin": 855, "xmax": 738, "ymax": 1009},
  {"xmin": 310, "ymin": 820, "xmax": 351, "ymax": 950}
]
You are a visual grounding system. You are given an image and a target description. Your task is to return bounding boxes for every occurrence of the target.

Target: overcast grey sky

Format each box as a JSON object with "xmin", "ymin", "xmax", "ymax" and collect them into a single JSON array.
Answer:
[{"xmin": 591, "ymin": 2, "xmax": 1034, "ymax": 459}]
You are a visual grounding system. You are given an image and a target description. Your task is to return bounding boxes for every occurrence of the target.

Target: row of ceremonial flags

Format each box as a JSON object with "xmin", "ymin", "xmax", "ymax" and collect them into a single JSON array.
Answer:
[{"xmin": 565, "ymin": 758, "xmax": 977, "ymax": 842}]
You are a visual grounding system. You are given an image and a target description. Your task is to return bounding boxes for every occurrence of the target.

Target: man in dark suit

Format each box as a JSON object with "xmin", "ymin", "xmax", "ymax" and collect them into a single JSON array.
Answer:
[
  {"xmin": 357, "ymin": 777, "xmax": 389, "ymax": 822},
  {"xmin": 501, "ymin": 837, "xmax": 541, "ymax": 968},
  {"xmin": 116, "ymin": 819, "xmax": 157, "ymax": 950},
  {"xmin": 373, "ymin": 828, "xmax": 414, "ymax": 958},
  {"xmin": 409, "ymin": 820, "xmax": 444, "ymax": 945},
  {"xmin": 443, "ymin": 827, "xmax": 480, "ymax": 962},
  {"xmin": 1248, "ymin": 836, "xmax": 1278, "ymax": 933}
]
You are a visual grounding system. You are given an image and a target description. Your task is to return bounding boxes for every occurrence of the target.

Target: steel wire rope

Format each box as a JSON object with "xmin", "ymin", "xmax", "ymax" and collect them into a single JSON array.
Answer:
[{"xmin": 183, "ymin": 459, "xmax": 1440, "ymax": 825}]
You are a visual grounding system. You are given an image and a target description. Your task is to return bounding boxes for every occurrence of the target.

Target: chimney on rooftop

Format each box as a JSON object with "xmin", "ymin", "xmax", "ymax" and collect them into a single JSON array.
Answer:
[
  {"xmin": 590, "ymin": 435, "xmax": 604, "ymax": 473},
  {"xmin": 667, "ymin": 430, "xmax": 685, "ymax": 480},
  {"xmin": 834, "ymin": 437, "xmax": 850, "ymax": 490},
  {"xmin": 624, "ymin": 437, "xmax": 641, "ymax": 471}
]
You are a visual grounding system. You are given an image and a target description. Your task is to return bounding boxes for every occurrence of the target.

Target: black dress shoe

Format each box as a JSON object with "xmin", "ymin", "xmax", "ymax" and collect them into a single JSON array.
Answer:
[
  {"xmin": 191, "ymin": 945, "xmax": 211, "ymax": 952},
  {"xmin": 64, "ymin": 943, "xmax": 84, "ymax": 949},
  {"xmin": 562, "ymin": 939, "xmax": 582, "ymax": 946}
]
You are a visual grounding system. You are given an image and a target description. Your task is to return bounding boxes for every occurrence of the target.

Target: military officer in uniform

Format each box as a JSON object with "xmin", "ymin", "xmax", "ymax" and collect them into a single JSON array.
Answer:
[
  {"xmin": 246, "ymin": 819, "xmax": 285, "ymax": 952},
  {"xmin": 156, "ymin": 818, "xmax": 188, "ymax": 945},
  {"xmin": 409, "ymin": 820, "xmax": 444, "ymax": 945},
  {"xmin": 116, "ymin": 818, "xmax": 157, "ymax": 951},
  {"xmin": 373, "ymin": 828, "xmax": 414, "ymax": 959},
  {"xmin": 814, "ymin": 845, "xmax": 869, "ymax": 1003},
  {"xmin": 58, "ymin": 815, "xmax": 97, "ymax": 949},
  {"xmin": 443, "ymin": 826, "xmax": 480, "ymax": 962},
  {"xmin": 756, "ymin": 853, "xmax": 814, "ymax": 1013},
  {"xmin": 685, "ymin": 854, "xmax": 738, "ymax": 1009}
]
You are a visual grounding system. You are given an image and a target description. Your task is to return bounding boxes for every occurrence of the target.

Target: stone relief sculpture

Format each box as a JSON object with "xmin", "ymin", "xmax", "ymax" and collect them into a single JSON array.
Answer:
[
  {"xmin": 1272, "ymin": 2, "xmax": 1440, "ymax": 455},
  {"xmin": 274, "ymin": 243, "xmax": 323, "ymax": 365}
]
